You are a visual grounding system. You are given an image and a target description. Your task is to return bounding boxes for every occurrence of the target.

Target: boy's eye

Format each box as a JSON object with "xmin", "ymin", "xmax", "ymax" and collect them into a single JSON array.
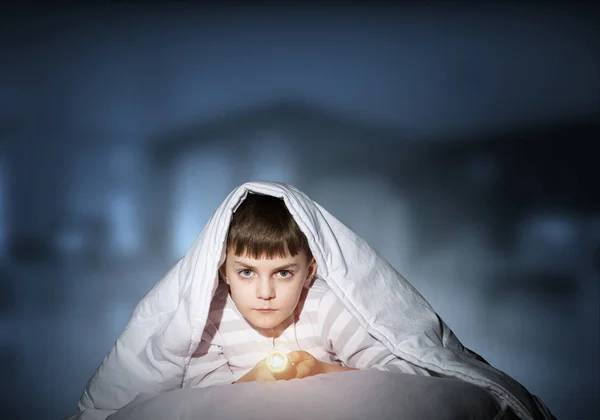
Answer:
[{"xmin": 236, "ymin": 269, "xmax": 293, "ymax": 279}]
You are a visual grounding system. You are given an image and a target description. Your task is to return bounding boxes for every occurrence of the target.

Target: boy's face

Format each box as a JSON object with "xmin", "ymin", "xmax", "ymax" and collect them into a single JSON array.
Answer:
[{"xmin": 221, "ymin": 249, "xmax": 317, "ymax": 335}]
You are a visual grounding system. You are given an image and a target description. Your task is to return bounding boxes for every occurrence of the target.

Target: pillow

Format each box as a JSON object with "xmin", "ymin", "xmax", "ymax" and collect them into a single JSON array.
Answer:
[{"xmin": 107, "ymin": 369, "xmax": 509, "ymax": 420}]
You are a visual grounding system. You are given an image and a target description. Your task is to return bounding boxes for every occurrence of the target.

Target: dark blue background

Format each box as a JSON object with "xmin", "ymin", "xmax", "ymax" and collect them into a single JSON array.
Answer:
[{"xmin": 0, "ymin": 2, "xmax": 598, "ymax": 419}]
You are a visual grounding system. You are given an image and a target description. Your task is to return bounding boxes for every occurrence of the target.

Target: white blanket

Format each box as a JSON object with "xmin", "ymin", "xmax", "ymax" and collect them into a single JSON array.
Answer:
[
  {"xmin": 72, "ymin": 181, "xmax": 554, "ymax": 420},
  {"xmin": 106, "ymin": 370, "xmax": 511, "ymax": 420}
]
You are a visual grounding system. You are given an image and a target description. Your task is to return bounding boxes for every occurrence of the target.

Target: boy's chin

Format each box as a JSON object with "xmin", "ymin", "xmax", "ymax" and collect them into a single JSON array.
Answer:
[
  {"xmin": 249, "ymin": 317, "xmax": 281, "ymax": 330},
  {"xmin": 246, "ymin": 314, "xmax": 288, "ymax": 334}
]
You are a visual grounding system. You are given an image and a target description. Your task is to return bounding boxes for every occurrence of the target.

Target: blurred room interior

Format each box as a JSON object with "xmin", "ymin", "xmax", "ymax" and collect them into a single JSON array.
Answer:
[{"xmin": 0, "ymin": 2, "xmax": 598, "ymax": 419}]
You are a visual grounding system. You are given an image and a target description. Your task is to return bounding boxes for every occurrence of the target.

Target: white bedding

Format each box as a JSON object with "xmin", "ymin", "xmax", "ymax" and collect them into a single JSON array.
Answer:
[
  {"xmin": 71, "ymin": 181, "xmax": 554, "ymax": 420},
  {"xmin": 105, "ymin": 370, "xmax": 514, "ymax": 420}
]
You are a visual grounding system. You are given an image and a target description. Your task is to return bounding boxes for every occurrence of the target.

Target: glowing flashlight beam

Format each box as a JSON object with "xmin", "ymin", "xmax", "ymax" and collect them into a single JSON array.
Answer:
[{"xmin": 267, "ymin": 351, "xmax": 289, "ymax": 373}]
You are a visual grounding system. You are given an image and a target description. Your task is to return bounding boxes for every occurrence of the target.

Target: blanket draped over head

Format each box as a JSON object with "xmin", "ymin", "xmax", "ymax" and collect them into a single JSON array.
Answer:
[{"xmin": 74, "ymin": 181, "xmax": 554, "ymax": 420}]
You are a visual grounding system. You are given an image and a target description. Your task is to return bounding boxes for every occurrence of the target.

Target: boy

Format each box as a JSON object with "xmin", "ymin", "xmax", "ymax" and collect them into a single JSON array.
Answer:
[{"xmin": 185, "ymin": 193, "xmax": 430, "ymax": 387}]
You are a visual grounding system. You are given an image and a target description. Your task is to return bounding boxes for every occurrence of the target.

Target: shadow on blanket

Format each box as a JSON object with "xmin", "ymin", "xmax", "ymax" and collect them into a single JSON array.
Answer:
[{"xmin": 107, "ymin": 369, "xmax": 515, "ymax": 420}]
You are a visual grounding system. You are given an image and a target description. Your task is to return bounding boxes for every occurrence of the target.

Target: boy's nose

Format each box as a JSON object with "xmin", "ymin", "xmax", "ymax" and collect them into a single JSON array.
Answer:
[{"xmin": 256, "ymin": 278, "xmax": 275, "ymax": 300}]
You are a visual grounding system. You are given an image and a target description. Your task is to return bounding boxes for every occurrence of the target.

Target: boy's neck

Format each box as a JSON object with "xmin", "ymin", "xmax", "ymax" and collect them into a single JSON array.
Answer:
[{"xmin": 255, "ymin": 314, "xmax": 293, "ymax": 338}]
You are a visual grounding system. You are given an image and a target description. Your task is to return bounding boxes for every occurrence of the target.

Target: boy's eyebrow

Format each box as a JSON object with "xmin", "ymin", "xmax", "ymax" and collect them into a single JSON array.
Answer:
[{"xmin": 233, "ymin": 261, "xmax": 299, "ymax": 271}]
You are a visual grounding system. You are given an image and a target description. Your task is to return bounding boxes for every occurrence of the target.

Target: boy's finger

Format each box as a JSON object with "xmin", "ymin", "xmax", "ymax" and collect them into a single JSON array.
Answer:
[
  {"xmin": 286, "ymin": 351, "xmax": 299, "ymax": 364},
  {"xmin": 293, "ymin": 358, "xmax": 321, "ymax": 379},
  {"xmin": 271, "ymin": 366, "xmax": 295, "ymax": 381},
  {"xmin": 286, "ymin": 350, "xmax": 311, "ymax": 364},
  {"xmin": 292, "ymin": 360, "xmax": 311, "ymax": 379}
]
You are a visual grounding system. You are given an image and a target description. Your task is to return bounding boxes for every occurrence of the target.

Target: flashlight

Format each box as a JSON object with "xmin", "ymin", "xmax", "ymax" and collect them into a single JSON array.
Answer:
[{"xmin": 267, "ymin": 350, "xmax": 291, "ymax": 373}]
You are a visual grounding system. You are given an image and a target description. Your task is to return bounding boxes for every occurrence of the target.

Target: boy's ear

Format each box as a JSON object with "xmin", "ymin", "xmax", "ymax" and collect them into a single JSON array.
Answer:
[
  {"xmin": 219, "ymin": 264, "xmax": 229, "ymax": 285},
  {"xmin": 304, "ymin": 258, "xmax": 317, "ymax": 287}
]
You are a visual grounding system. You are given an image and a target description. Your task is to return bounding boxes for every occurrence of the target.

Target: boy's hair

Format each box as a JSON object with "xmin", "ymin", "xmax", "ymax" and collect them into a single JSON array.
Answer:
[{"xmin": 226, "ymin": 193, "xmax": 313, "ymax": 261}]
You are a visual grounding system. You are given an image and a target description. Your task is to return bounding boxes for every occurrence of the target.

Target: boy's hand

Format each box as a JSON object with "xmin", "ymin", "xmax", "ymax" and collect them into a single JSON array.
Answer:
[
  {"xmin": 234, "ymin": 358, "xmax": 279, "ymax": 384},
  {"xmin": 234, "ymin": 355, "xmax": 298, "ymax": 384},
  {"xmin": 286, "ymin": 350, "xmax": 326, "ymax": 379},
  {"xmin": 233, "ymin": 350, "xmax": 358, "ymax": 384},
  {"xmin": 287, "ymin": 350, "xmax": 358, "ymax": 379}
]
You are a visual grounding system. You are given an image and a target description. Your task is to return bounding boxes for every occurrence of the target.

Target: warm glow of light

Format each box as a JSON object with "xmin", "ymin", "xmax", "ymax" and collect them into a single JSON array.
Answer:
[{"xmin": 267, "ymin": 351, "xmax": 289, "ymax": 373}]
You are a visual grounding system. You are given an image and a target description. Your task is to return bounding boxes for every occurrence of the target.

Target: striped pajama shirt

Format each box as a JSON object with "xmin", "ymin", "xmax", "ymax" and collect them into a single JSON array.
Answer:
[{"xmin": 184, "ymin": 278, "xmax": 430, "ymax": 388}]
